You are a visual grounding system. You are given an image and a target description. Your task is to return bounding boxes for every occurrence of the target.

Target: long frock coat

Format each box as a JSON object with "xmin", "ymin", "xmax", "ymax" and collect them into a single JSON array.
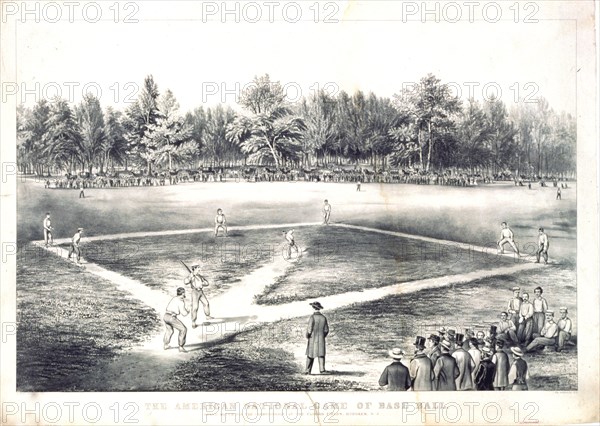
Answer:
[
  {"xmin": 306, "ymin": 311, "xmax": 329, "ymax": 358},
  {"xmin": 409, "ymin": 353, "xmax": 434, "ymax": 391},
  {"xmin": 492, "ymin": 350, "xmax": 510, "ymax": 388},
  {"xmin": 453, "ymin": 347, "xmax": 476, "ymax": 390},
  {"xmin": 434, "ymin": 353, "xmax": 460, "ymax": 391}
]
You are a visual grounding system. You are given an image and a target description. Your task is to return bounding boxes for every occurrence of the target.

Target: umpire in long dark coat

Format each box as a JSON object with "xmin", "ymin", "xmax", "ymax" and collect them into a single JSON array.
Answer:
[
  {"xmin": 305, "ymin": 301, "xmax": 329, "ymax": 374},
  {"xmin": 474, "ymin": 347, "xmax": 496, "ymax": 390}
]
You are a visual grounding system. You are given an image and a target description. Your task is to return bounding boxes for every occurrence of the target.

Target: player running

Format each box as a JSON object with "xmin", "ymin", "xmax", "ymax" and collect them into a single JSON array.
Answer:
[
  {"xmin": 214, "ymin": 208, "xmax": 227, "ymax": 237},
  {"xmin": 43, "ymin": 212, "xmax": 54, "ymax": 247},
  {"xmin": 497, "ymin": 222, "xmax": 520, "ymax": 255}
]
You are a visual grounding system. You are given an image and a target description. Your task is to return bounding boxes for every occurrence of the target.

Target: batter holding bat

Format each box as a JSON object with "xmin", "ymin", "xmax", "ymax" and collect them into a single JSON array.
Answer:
[{"xmin": 181, "ymin": 261, "xmax": 213, "ymax": 328}]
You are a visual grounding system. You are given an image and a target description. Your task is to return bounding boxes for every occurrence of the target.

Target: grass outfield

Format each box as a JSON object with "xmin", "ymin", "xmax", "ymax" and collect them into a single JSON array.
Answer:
[
  {"xmin": 16, "ymin": 248, "xmax": 161, "ymax": 391},
  {"xmin": 16, "ymin": 179, "xmax": 577, "ymax": 391}
]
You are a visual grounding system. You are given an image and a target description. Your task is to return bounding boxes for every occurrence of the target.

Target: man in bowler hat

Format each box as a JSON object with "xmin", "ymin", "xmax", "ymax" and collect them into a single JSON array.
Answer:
[
  {"xmin": 305, "ymin": 301, "xmax": 329, "ymax": 374},
  {"xmin": 379, "ymin": 348, "xmax": 411, "ymax": 391},
  {"xmin": 409, "ymin": 336, "xmax": 434, "ymax": 391}
]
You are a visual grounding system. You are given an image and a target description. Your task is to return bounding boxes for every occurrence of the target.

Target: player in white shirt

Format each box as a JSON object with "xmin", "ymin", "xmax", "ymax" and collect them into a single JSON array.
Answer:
[
  {"xmin": 163, "ymin": 287, "xmax": 189, "ymax": 352},
  {"xmin": 283, "ymin": 229, "xmax": 300, "ymax": 260},
  {"xmin": 214, "ymin": 209, "xmax": 227, "ymax": 237},
  {"xmin": 322, "ymin": 200, "xmax": 332, "ymax": 225},
  {"xmin": 497, "ymin": 222, "xmax": 520, "ymax": 255},
  {"xmin": 536, "ymin": 227, "xmax": 549, "ymax": 264},
  {"xmin": 43, "ymin": 213, "xmax": 53, "ymax": 246}
]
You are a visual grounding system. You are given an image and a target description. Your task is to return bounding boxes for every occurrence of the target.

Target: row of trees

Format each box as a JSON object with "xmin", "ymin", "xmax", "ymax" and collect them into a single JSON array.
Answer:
[{"xmin": 17, "ymin": 74, "xmax": 576, "ymax": 178}]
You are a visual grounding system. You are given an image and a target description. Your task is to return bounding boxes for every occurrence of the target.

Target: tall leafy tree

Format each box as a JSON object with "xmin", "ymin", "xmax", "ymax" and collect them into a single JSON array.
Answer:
[
  {"xmin": 43, "ymin": 98, "xmax": 82, "ymax": 174},
  {"xmin": 228, "ymin": 74, "xmax": 304, "ymax": 169},
  {"xmin": 146, "ymin": 89, "xmax": 193, "ymax": 172},
  {"xmin": 75, "ymin": 93, "xmax": 106, "ymax": 174},
  {"xmin": 103, "ymin": 107, "xmax": 128, "ymax": 172},
  {"xmin": 395, "ymin": 74, "xmax": 462, "ymax": 172},
  {"xmin": 123, "ymin": 75, "xmax": 161, "ymax": 174}
]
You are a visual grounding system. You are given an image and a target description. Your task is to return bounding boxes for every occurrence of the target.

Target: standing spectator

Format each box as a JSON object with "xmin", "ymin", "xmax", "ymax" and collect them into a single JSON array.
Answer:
[
  {"xmin": 508, "ymin": 347, "xmax": 529, "ymax": 390},
  {"xmin": 163, "ymin": 287, "xmax": 189, "ymax": 353},
  {"xmin": 43, "ymin": 212, "xmax": 53, "ymax": 247},
  {"xmin": 556, "ymin": 307, "xmax": 572, "ymax": 352},
  {"xmin": 409, "ymin": 336, "xmax": 434, "ymax": 391},
  {"xmin": 531, "ymin": 286, "xmax": 549, "ymax": 334},
  {"xmin": 526, "ymin": 311, "xmax": 559, "ymax": 352},
  {"xmin": 305, "ymin": 301, "xmax": 329, "ymax": 375},
  {"xmin": 425, "ymin": 334, "xmax": 442, "ymax": 367},
  {"xmin": 536, "ymin": 228, "xmax": 550, "ymax": 264},
  {"xmin": 517, "ymin": 293, "xmax": 534, "ymax": 345},
  {"xmin": 434, "ymin": 339, "xmax": 460, "ymax": 391},
  {"xmin": 379, "ymin": 348, "xmax": 411, "ymax": 391},
  {"xmin": 476, "ymin": 330, "xmax": 486, "ymax": 348},
  {"xmin": 507, "ymin": 287, "xmax": 522, "ymax": 327},
  {"xmin": 492, "ymin": 340, "xmax": 510, "ymax": 390},
  {"xmin": 446, "ymin": 329, "xmax": 457, "ymax": 351},
  {"xmin": 474, "ymin": 347, "xmax": 496, "ymax": 390},
  {"xmin": 497, "ymin": 311, "xmax": 518, "ymax": 345},
  {"xmin": 67, "ymin": 228, "xmax": 83, "ymax": 264},
  {"xmin": 452, "ymin": 333, "xmax": 475, "ymax": 390},
  {"xmin": 322, "ymin": 199, "xmax": 332, "ymax": 225},
  {"xmin": 468, "ymin": 338, "xmax": 482, "ymax": 383}
]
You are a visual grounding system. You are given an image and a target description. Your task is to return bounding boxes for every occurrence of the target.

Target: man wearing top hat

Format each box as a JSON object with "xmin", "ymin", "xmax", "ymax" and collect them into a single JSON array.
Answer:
[
  {"xmin": 409, "ymin": 336, "xmax": 434, "ymax": 391},
  {"xmin": 508, "ymin": 347, "xmax": 529, "ymax": 390},
  {"xmin": 305, "ymin": 301, "xmax": 329, "ymax": 374},
  {"xmin": 556, "ymin": 307, "xmax": 572, "ymax": 352},
  {"xmin": 525, "ymin": 311, "xmax": 558, "ymax": 352},
  {"xmin": 425, "ymin": 334, "xmax": 442, "ymax": 367},
  {"xmin": 491, "ymin": 340, "xmax": 510, "ymax": 390},
  {"xmin": 474, "ymin": 347, "xmax": 496, "ymax": 390},
  {"xmin": 497, "ymin": 311, "xmax": 518, "ymax": 345},
  {"xmin": 507, "ymin": 287, "xmax": 522, "ymax": 328},
  {"xmin": 452, "ymin": 333, "xmax": 476, "ymax": 390},
  {"xmin": 433, "ymin": 339, "xmax": 460, "ymax": 391},
  {"xmin": 379, "ymin": 348, "xmax": 411, "ymax": 391},
  {"xmin": 446, "ymin": 328, "xmax": 457, "ymax": 352}
]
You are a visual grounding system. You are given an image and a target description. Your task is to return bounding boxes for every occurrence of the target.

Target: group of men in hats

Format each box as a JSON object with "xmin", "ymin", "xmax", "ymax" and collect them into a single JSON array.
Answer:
[
  {"xmin": 504, "ymin": 286, "xmax": 572, "ymax": 352},
  {"xmin": 379, "ymin": 328, "xmax": 531, "ymax": 391}
]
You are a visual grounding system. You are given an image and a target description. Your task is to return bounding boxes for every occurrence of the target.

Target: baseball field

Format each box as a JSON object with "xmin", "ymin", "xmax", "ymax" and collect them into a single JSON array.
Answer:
[{"xmin": 16, "ymin": 178, "xmax": 577, "ymax": 391}]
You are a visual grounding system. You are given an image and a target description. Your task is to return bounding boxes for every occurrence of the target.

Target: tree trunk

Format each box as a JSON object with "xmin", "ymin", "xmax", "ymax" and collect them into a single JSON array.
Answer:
[{"xmin": 426, "ymin": 122, "xmax": 433, "ymax": 173}]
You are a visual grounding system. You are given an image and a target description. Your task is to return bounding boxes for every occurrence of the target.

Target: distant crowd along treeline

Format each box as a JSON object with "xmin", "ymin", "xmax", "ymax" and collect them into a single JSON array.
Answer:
[{"xmin": 17, "ymin": 73, "xmax": 575, "ymax": 179}]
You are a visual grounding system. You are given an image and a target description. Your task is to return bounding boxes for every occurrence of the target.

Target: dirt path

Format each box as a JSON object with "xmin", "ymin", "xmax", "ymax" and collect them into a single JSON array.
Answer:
[{"xmin": 34, "ymin": 224, "xmax": 543, "ymax": 390}]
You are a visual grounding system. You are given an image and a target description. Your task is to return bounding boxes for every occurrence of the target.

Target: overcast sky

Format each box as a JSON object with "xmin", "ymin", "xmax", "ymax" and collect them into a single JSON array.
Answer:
[{"xmin": 12, "ymin": 1, "xmax": 578, "ymax": 115}]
